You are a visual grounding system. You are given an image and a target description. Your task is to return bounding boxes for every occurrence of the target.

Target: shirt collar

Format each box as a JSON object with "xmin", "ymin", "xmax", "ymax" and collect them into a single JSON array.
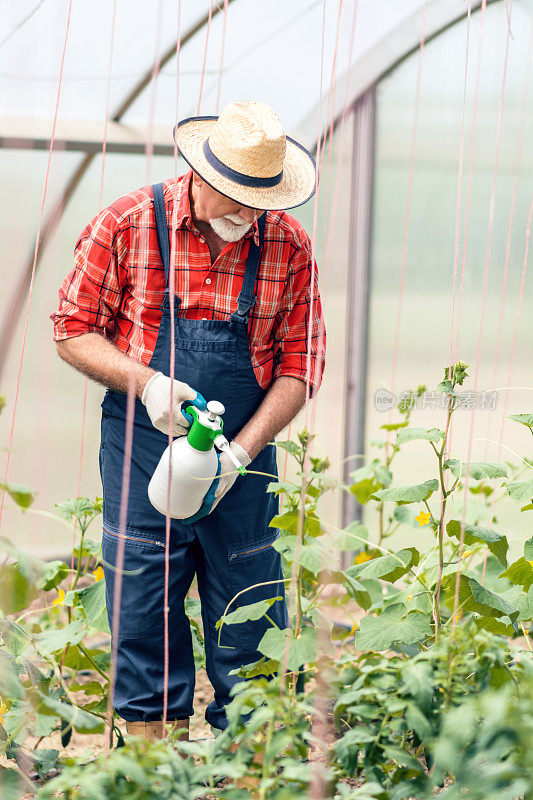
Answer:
[{"xmin": 173, "ymin": 170, "xmax": 260, "ymax": 246}]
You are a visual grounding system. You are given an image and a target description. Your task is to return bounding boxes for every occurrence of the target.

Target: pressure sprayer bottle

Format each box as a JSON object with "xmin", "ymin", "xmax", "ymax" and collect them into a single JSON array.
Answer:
[{"xmin": 148, "ymin": 400, "xmax": 247, "ymax": 519}]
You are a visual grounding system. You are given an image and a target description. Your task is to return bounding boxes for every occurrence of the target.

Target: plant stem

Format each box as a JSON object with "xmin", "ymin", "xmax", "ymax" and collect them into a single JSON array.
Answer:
[
  {"xmin": 77, "ymin": 642, "xmax": 109, "ymax": 682},
  {"xmin": 434, "ymin": 396, "xmax": 455, "ymax": 637}
]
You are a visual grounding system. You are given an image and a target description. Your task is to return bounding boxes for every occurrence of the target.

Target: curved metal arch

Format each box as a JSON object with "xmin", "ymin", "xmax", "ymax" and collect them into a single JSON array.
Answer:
[
  {"xmin": 0, "ymin": 0, "xmax": 236, "ymax": 378},
  {"xmin": 299, "ymin": 0, "xmax": 500, "ymax": 152}
]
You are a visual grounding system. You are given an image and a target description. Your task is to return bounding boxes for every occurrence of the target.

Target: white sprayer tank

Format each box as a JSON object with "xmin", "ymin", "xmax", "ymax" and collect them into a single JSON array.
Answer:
[{"xmin": 148, "ymin": 400, "xmax": 225, "ymax": 519}]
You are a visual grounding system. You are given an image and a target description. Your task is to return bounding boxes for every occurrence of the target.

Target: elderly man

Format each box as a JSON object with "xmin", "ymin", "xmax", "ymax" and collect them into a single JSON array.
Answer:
[{"xmin": 51, "ymin": 101, "xmax": 326, "ymax": 740}]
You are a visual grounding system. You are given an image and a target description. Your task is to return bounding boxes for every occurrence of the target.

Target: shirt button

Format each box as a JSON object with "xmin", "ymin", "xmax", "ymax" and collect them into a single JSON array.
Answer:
[
  {"xmin": 205, "ymin": 277, "xmax": 211, "ymax": 285},
  {"xmin": 202, "ymin": 317, "xmax": 207, "ymax": 321}
]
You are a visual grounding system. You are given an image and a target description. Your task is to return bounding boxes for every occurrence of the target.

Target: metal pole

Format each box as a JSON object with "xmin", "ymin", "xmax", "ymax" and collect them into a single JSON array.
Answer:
[{"xmin": 341, "ymin": 89, "xmax": 376, "ymax": 534}]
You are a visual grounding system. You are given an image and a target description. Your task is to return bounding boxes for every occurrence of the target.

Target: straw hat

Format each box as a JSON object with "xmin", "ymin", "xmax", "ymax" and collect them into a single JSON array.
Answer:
[{"xmin": 173, "ymin": 101, "xmax": 316, "ymax": 211}]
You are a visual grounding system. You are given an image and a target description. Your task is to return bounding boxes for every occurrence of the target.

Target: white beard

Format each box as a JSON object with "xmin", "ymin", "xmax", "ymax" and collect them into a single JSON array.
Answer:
[{"xmin": 209, "ymin": 214, "xmax": 254, "ymax": 242}]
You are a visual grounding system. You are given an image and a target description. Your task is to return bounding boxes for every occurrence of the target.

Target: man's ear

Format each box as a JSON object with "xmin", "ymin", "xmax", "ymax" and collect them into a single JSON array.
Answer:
[{"xmin": 191, "ymin": 171, "xmax": 203, "ymax": 188}]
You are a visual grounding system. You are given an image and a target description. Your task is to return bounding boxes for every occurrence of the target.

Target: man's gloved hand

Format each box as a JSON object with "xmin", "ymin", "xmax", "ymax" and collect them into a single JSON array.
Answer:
[
  {"xmin": 141, "ymin": 371, "xmax": 205, "ymax": 436},
  {"xmin": 211, "ymin": 441, "xmax": 251, "ymax": 510}
]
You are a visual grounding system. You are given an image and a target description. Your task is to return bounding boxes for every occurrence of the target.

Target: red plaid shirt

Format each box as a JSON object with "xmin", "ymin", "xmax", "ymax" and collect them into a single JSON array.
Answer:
[{"xmin": 51, "ymin": 171, "xmax": 326, "ymax": 393}]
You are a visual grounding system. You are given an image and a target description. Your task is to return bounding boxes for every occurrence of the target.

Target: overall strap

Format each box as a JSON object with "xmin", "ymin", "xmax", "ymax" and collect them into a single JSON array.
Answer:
[
  {"xmin": 231, "ymin": 212, "xmax": 266, "ymax": 324},
  {"xmin": 152, "ymin": 182, "xmax": 170, "ymax": 286}
]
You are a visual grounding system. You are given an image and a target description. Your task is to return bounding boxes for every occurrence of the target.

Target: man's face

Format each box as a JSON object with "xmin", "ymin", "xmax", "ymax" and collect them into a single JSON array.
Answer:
[{"xmin": 191, "ymin": 174, "xmax": 263, "ymax": 243}]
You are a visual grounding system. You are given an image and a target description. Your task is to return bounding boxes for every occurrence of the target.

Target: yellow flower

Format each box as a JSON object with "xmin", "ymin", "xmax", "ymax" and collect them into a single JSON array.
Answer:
[
  {"xmin": 463, "ymin": 550, "xmax": 473, "ymax": 558},
  {"xmin": 52, "ymin": 589, "xmax": 65, "ymax": 606},
  {"xmin": 349, "ymin": 621, "xmax": 358, "ymax": 635},
  {"xmin": 92, "ymin": 566, "xmax": 104, "ymax": 582},
  {"xmin": 0, "ymin": 700, "xmax": 7, "ymax": 725},
  {"xmin": 354, "ymin": 551, "xmax": 372, "ymax": 565},
  {"xmin": 415, "ymin": 510, "xmax": 431, "ymax": 527}
]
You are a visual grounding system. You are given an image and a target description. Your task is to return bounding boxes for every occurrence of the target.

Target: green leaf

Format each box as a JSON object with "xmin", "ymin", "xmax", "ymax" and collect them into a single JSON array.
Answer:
[
  {"xmin": 73, "ymin": 538, "xmax": 101, "ymax": 559},
  {"xmin": 54, "ymin": 496, "xmax": 101, "ymax": 522},
  {"xmin": 380, "ymin": 421, "xmax": 408, "ymax": 432},
  {"xmin": 35, "ymin": 692, "xmax": 104, "ymax": 733},
  {"xmin": 505, "ymin": 479, "xmax": 533, "ymax": 504},
  {"xmin": 404, "ymin": 702, "xmax": 433, "ymax": 742},
  {"xmin": 350, "ymin": 477, "xmax": 382, "ymax": 504},
  {"xmin": 446, "ymin": 520, "xmax": 508, "ymax": 567},
  {"xmin": 33, "ymin": 619, "xmax": 86, "ymax": 655},
  {"xmin": 443, "ymin": 459, "xmax": 507, "ymax": 480},
  {"xmin": 435, "ymin": 380, "xmax": 453, "ymax": 393},
  {"xmin": 324, "ymin": 571, "xmax": 371, "ymax": 610},
  {"xmin": 0, "ymin": 564, "xmax": 38, "ymax": 614},
  {"xmin": 371, "ymin": 479, "xmax": 438, "ymax": 505},
  {"xmin": 353, "ymin": 604, "xmax": 432, "ymax": 650},
  {"xmin": 498, "ymin": 558, "xmax": 533, "ymax": 592},
  {"xmin": 442, "ymin": 574, "xmax": 519, "ymax": 621},
  {"xmin": 229, "ymin": 656, "xmax": 279, "ymax": 679},
  {"xmin": 508, "ymin": 413, "xmax": 533, "ymax": 429},
  {"xmin": 0, "ymin": 482, "xmax": 36, "ymax": 509},
  {"xmin": 266, "ymin": 480, "xmax": 298, "ymax": 497},
  {"xmin": 78, "ymin": 580, "xmax": 107, "ymax": 627},
  {"xmin": 0, "ymin": 766, "xmax": 28, "ymax": 800},
  {"xmin": 269, "ymin": 511, "xmax": 298, "ymax": 533},
  {"xmin": 347, "ymin": 547, "xmax": 419, "ymax": 584},
  {"xmin": 474, "ymin": 616, "xmax": 515, "ymax": 636},
  {"xmin": 62, "ymin": 644, "xmax": 109, "ymax": 673},
  {"xmin": 257, "ymin": 626, "xmax": 322, "ymax": 671},
  {"xmin": 216, "ymin": 597, "xmax": 283, "ymax": 628},
  {"xmin": 400, "ymin": 660, "xmax": 434, "ymax": 712},
  {"xmin": 396, "ymin": 427, "xmax": 445, "ymax": 445},
  {"xmin": 274, "ymin": 440, "xmax": 301, "ymax": 456},
  {"xmin": 0, "ymin": 618, "xmax": 31, "ymax": 657},
  {"xmin": 0, "ymin": 537, "xmax": 69, "ymax": 591},
  {"xmin": 0, "ymin": 654, "xmax": 25, "ymax": 700},
  {"xmin": 524, "ymin": 537, "xmax": 533, "ymax": 561}
]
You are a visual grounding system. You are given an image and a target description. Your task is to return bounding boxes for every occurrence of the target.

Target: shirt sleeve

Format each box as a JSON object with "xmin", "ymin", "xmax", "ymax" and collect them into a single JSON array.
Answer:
[
  {"xmin": 272, "ymin": 237, "xmax": 326, "ymax": 397},
  {"xmin": 51, "ymin": 207, "xmax": 125, "ymax": 342}
]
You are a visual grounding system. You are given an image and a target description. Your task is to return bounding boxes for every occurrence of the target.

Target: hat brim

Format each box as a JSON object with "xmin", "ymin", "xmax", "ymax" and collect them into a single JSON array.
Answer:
[{"xmin": 174, "ymin": 116, "xmax": 316, "ymax": 211}]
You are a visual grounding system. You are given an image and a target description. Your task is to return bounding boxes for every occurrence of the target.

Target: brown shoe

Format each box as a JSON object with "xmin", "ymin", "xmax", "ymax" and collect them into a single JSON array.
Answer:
[{"xmin": 126, "ymin": 718, "xmax": 189, "ymax": 742}]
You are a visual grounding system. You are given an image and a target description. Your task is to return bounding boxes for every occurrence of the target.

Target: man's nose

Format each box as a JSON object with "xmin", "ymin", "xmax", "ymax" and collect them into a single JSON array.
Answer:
[{"xmin": 238, "ymin": 207, "xmax": 261, "ymax": 224}]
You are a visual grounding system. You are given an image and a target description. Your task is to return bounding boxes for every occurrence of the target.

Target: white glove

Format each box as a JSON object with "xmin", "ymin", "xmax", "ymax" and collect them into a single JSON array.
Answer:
[
  {"xmin": 211, "ymin": 441, "xmax": 251, "ymax": 509},
  {"xmin": 141, "ymin": 371, "xmax": 198, "ymax": 436}
]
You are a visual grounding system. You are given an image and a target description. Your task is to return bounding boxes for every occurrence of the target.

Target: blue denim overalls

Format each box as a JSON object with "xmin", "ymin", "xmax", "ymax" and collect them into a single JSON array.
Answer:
[{"xmin": 100, "ymin": 183, "xmax": 286, "ymax": 729}]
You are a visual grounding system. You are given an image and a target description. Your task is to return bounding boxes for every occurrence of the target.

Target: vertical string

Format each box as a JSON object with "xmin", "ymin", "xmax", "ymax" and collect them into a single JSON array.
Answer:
[
  {"xmin": 215, "ymin": 0, "xmax": 229, "ymax": 113},
  {"xmin": 71, "ymin": 0, "xmax": 118, "ymax": 585},
  {"xmin": 145, "ymin": 0, "xmax": 165, "ymax": 185},
  {"xmin": 483, "ymin": 12, "xmax": 533, "ymax": 459},
  {"xmin": 163, "ymin": 0, "xmax": 183, "ymax": 731},
  {"xmin": 389, "ymin": 0, "xmax": 427, "ymax": 402},
  {"xmin": 197, "ymin": 0, "xmax": 214, "ymax": 115},
  {"xmin": 107, "ymin": 0, "xmax": 164, "ymax": 742},
  {"xmin": 453, "ymin": 0, "xmax": 487, "ymax": 360},
  {"xmin": 106, "ymin": 372, "xmax": 136, "ymax": 744},
  {"xmin": 446, "ymin": 0, "xmax": 487, "ymax": 473},
  {"xmin": 452, "ymin": 0, "xmax": 513, "ymax": 624},
  {"xmin": 305, "ymin": 0, "xmax": 342, "ymax": 424},
  {"xmin": 0, "ymin": 0, "xmax": 73, "ymax": 530},
  {"xmin": 448, "ymin": 0, "xmax": 472, "ymax": 371}
]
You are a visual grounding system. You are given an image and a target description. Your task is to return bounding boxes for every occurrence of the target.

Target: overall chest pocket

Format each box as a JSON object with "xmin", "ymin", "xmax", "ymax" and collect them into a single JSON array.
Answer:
[
  {"xmin": 224, "ymin": 534, "xmax": 287, "ymax": 654},
  {"xmin": 173, "ymin": 337, "xmax": 237, "ymax": 405}
]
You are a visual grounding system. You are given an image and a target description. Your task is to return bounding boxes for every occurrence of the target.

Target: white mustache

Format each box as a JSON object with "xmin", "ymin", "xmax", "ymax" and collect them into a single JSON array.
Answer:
[{"xmin": 223, "ymin": 214, "xmax": 250, "ymax": 226}]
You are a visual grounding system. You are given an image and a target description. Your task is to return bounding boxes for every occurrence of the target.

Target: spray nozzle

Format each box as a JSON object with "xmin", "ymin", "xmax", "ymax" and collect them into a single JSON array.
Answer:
[{"xmin": 214, "ymin": 434, "xmax": 247, "ymax": 476}]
